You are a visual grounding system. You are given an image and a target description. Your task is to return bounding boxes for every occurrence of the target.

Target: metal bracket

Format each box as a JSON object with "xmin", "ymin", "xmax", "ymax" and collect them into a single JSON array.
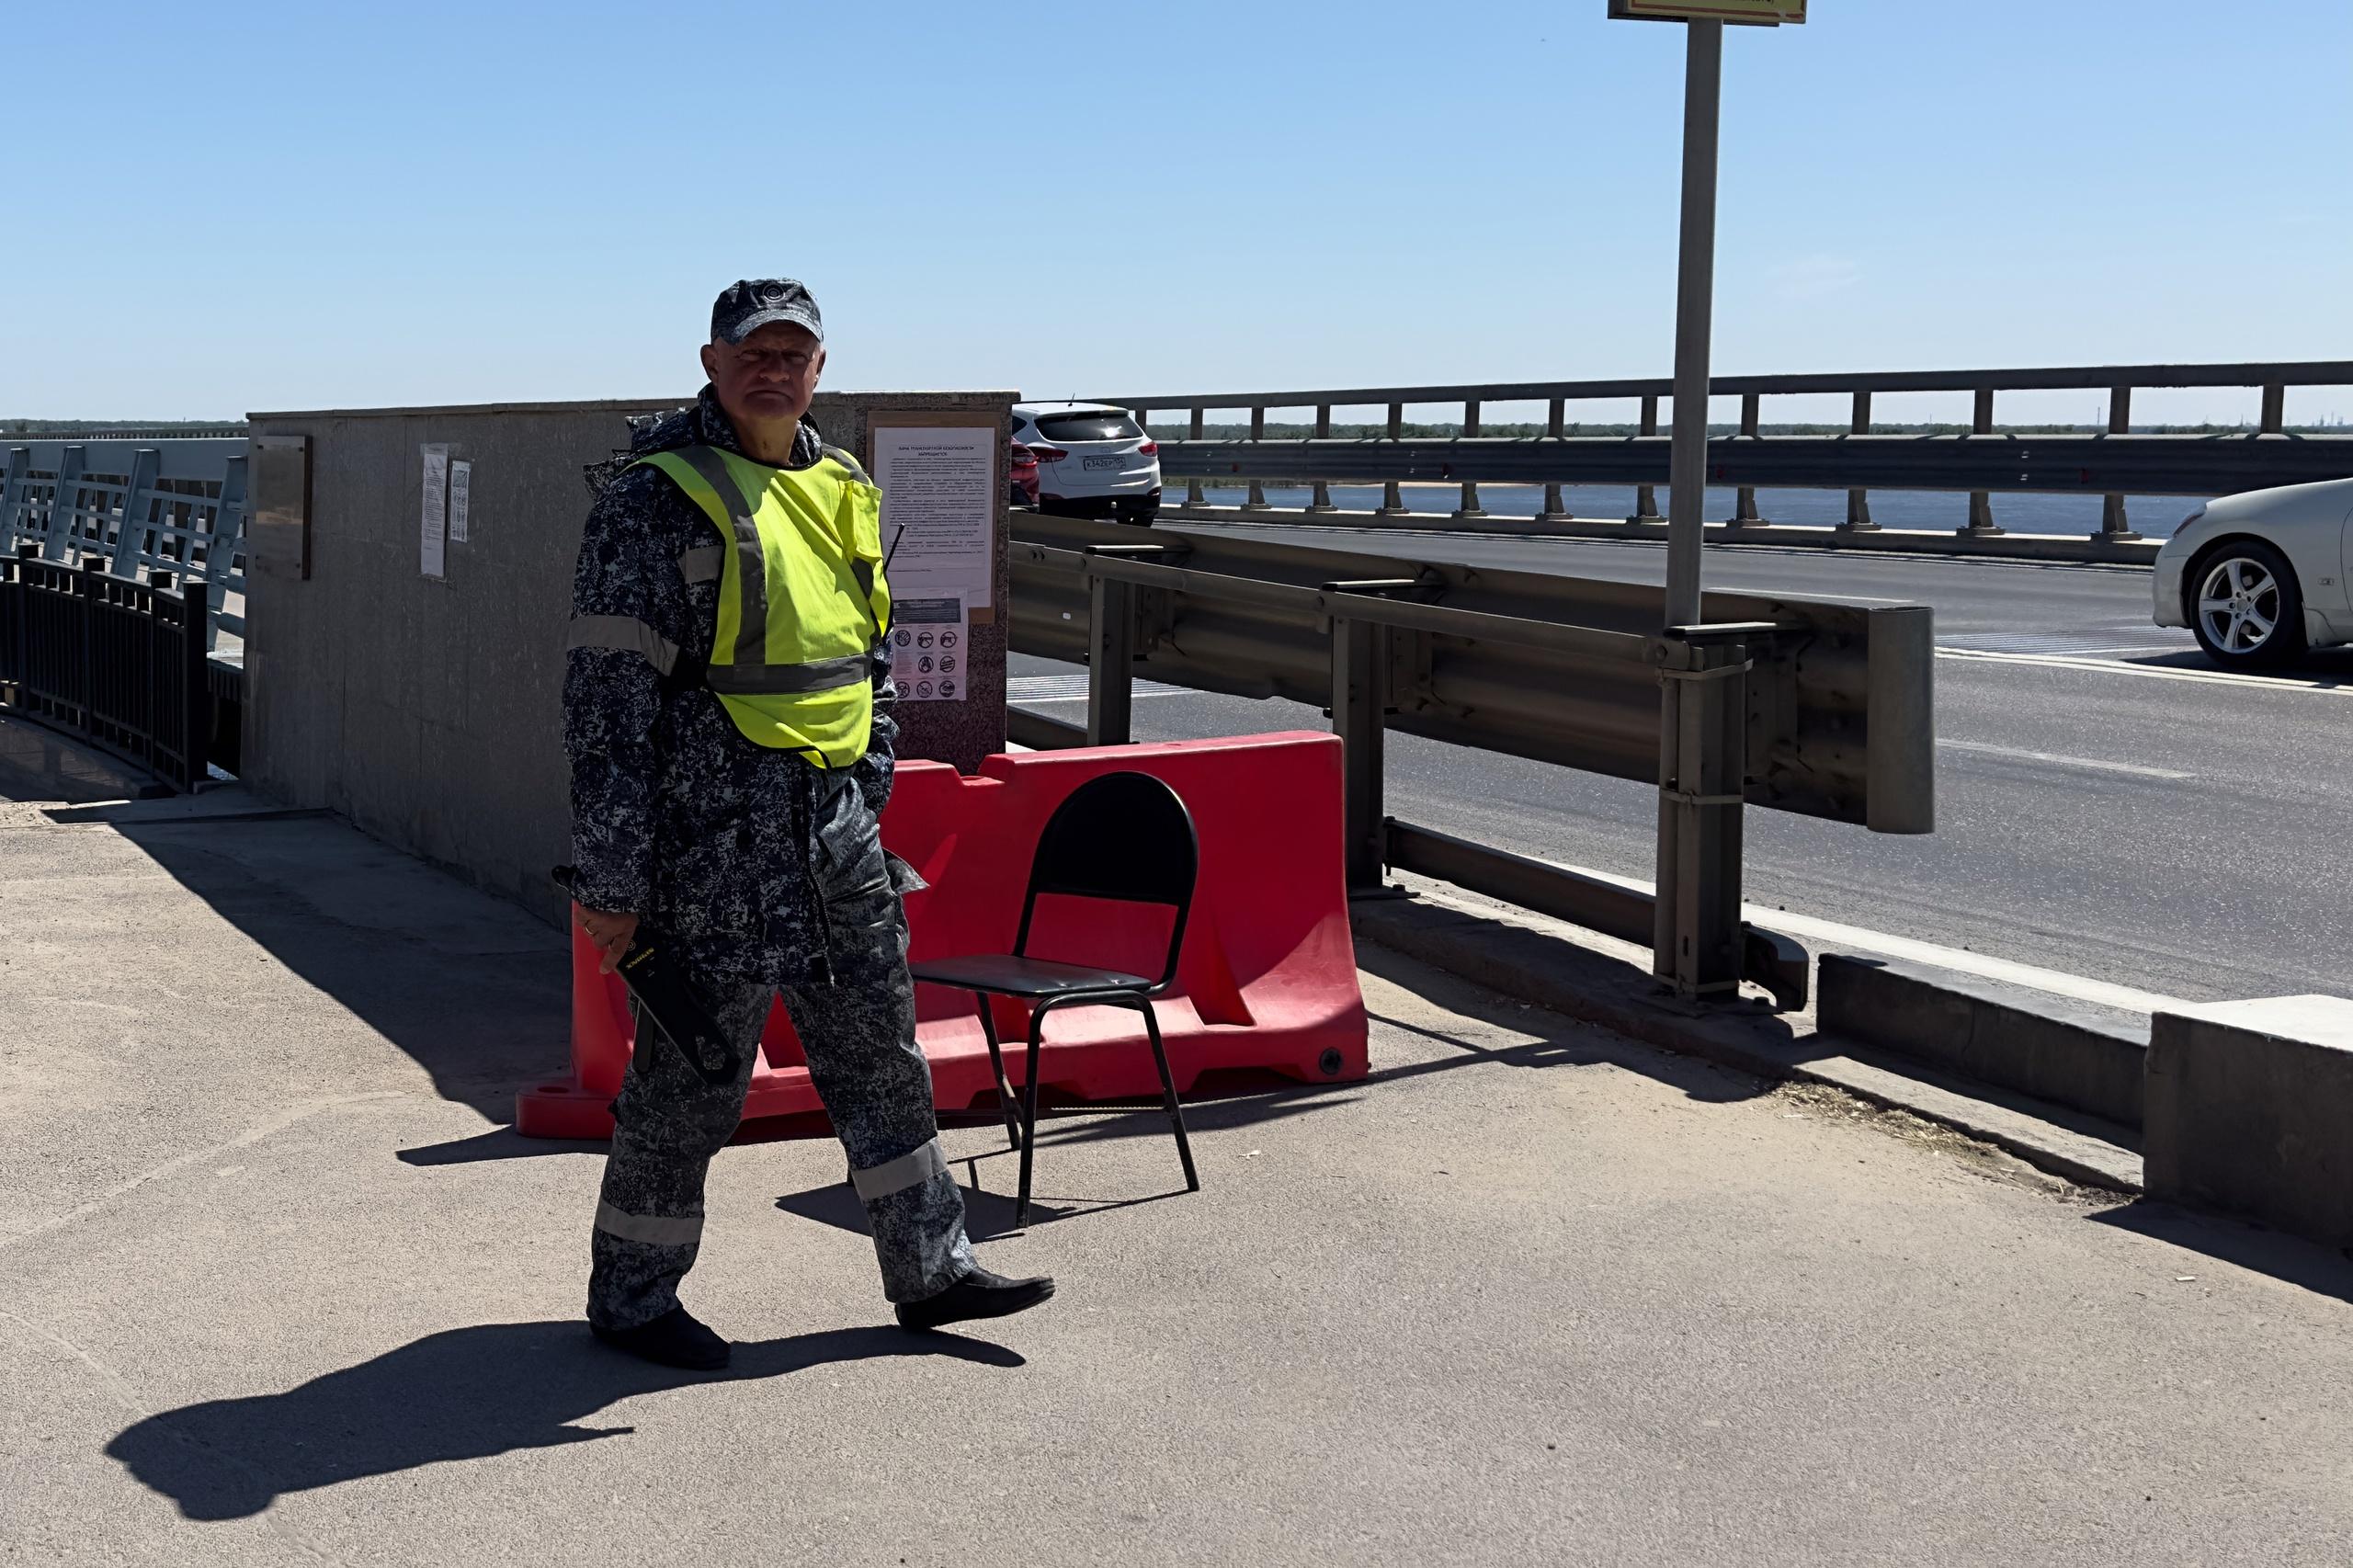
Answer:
[
  {"xmin": 1321, "ymin": 577, "xmax": 1428, "ymax": 636},
  {"xmin": 1322, "ymin": 577, "xmax": 1426, "ymax": 595},
  {"xmin": 1658, "ymin": 658, "xmax": 1754, "ymax": 683}
]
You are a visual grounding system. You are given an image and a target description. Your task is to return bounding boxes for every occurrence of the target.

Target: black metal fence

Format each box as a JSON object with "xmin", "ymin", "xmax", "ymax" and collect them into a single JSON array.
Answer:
[{"xmin": 0, "ymin": 547, "xmax": 222, "ymax": 791}]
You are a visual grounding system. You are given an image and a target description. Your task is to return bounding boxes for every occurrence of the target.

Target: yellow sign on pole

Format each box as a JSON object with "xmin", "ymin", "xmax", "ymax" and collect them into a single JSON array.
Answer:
[{"xmin": 1608, "ymin": 0, "xmax": 1806, "ymax": 23}]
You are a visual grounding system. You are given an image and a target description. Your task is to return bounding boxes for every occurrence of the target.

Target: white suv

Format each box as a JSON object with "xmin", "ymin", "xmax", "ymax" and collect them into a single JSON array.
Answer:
[{"xmin": 1012, "ymin": 402, "xmax": 1162, "ymax": 525}]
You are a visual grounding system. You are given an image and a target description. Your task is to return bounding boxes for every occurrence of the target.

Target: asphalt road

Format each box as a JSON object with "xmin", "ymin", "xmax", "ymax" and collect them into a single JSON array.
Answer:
[{"xmin": 1013, "ymin": 523, "xmax": 2353, "ymax": 1005}]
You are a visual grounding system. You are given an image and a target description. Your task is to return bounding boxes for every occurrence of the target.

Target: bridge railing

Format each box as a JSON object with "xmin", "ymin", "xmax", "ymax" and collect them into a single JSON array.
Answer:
[
  {"xmin": 0, "ymin": 548, "xmax": 223, "ymax": 790},
  {"xmin": 1102, "ymin": 360, "xmax": 2353, "ymax": 551},
  {"xmin": 0, "ymin": 439, "xmax": 248, "ymax": 652}
]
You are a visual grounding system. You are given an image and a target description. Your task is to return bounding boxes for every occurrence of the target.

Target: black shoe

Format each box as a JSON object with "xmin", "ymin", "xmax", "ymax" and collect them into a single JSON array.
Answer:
[
  {"xmin": 590, "ymin": 1305, "xmax": 732, "ymax": 1370},
  {"xmin": 895, "ymin": 1267, "xmax": 1057, "ymax": 1332}
]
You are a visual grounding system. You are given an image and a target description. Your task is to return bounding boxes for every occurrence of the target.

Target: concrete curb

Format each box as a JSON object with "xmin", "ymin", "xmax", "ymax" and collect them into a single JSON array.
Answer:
[
  {"xmin": 1817, "ymin": 953, "xmax": 2149, "ymax": 1129},
  {"xmin": 1352, "ymin": 888, "xmax": 2143, "ymax": 1194}
]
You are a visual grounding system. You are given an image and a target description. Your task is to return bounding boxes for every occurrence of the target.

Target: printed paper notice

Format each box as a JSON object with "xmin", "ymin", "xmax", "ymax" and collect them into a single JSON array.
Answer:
[
  {"xmin": 420, "ymin": 444, "xmax": 449, "ymax": 578},
  {"xmin": 448, "ymin": 459, "xmax": 472, "ymax": 544},
  {"xmin": 889, "ymin": 597, "xmax": 968, "ymax": 703},
  {"xmin": 871, "ymin": 426, "xmax": 994, "ymax": 610}
]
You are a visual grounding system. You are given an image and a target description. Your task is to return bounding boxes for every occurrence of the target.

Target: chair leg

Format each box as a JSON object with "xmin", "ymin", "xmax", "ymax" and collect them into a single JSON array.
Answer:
[
  {"xmin": 972, "ymin": 992, "xmax": 1021, "ymax": 1151},
  {"xmin": 1136, "ymin": 999, "xmax": 1199, "ymax": 1194},
  {"xmin": 1016, "ymin": 1004, "xmax": 1050, "ymax": 1228}
]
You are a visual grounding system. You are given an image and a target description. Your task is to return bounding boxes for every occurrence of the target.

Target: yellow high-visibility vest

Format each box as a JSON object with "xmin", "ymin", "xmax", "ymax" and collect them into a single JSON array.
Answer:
[{"xmin": 633, "ymin": 443, "xmax": 890, "ymax": 767}]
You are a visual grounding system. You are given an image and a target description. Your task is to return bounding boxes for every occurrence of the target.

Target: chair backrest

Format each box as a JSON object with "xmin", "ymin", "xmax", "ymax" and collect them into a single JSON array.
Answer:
[{"xmin": 1014, "ymin": 770, "xmax": 1199, "ymax": 991}]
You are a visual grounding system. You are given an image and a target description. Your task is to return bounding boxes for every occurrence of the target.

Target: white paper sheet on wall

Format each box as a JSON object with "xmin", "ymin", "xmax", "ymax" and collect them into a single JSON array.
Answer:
[
  {"xmin": 420, "ymin": 444, "xmax": 449, "ymax": 578},
  {"xmin": 870, "ymin": 426, "xmax": 994, "ymax": 611},
  {"xmin": 448, "ymin": 459, "xmax": 472, "ymax": 544}
]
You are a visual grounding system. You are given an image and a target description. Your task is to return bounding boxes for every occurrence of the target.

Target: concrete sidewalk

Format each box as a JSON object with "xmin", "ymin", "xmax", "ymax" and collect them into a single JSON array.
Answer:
[{"xmin": 5, "ymin": 719, "xmax": 2353, "ymax": 1566}]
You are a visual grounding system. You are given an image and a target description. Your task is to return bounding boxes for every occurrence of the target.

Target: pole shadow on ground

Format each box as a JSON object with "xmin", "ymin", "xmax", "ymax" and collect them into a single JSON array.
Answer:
[
  {"xmin": 2086, "ymin": 1199, "xmax": 2353, "ymax": 1307},
  {"xmin": 105, "ymin": 1319, "xmax": 1022, "ymax": 1521}
]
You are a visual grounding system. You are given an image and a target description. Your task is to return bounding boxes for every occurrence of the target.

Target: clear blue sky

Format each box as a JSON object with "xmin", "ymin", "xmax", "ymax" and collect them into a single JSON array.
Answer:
[{"xmin": 6, "ymin": 0, "xmax": 2348, "ymax": 424}]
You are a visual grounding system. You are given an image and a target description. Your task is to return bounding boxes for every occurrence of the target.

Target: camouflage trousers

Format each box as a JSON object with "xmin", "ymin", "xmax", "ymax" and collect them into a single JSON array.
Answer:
[{"xmin": 586, "ymin": 788, "xmax": 976, "ymax": 1328}]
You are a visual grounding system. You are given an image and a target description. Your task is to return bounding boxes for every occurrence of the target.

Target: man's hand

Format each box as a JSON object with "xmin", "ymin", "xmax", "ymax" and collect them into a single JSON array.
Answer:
[{"xmin": 574, "ymin": 907, "xmax": 641, "ymax": 974}]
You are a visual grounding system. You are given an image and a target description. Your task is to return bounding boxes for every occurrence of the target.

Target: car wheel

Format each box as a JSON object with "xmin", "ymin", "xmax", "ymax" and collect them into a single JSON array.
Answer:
[{"xmin": 2188, "ymin": 540, "xmax": 2306, "ymax": 668}]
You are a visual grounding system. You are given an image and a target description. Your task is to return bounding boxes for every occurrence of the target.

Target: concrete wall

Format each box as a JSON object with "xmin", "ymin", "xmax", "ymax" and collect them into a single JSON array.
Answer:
[{"xmin": 243, "ymin": 392, "xmax": 1014, "ymax": 926}]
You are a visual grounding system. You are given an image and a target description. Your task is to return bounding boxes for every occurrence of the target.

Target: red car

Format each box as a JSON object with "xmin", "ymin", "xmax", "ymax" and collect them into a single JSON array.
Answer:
[{"xmin": 1007, "ymin": 440, "xmax": 1041, "ymax": 508}]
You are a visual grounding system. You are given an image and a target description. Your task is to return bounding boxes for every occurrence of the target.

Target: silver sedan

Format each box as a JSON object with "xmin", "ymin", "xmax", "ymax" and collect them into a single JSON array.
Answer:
[{"xmin": 2153, "ymin": 477, "xmax": 2353, "ymax": 667}]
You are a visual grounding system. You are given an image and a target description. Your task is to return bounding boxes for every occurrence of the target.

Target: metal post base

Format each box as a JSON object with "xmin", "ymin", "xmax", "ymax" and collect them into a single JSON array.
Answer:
[{"xmin": 1652, "ymin": 624, "xmax": 1766, "ymax": 1004}]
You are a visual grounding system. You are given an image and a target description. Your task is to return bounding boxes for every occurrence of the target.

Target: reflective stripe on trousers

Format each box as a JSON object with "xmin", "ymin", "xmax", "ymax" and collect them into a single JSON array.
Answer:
[
  {"xmin": 594, "ymin": 1201, "xmax": 704, "ymax": 1247},
  {"xmin": 851, "ymin": 1137, "xmax": 948, "ymax": 1202}
]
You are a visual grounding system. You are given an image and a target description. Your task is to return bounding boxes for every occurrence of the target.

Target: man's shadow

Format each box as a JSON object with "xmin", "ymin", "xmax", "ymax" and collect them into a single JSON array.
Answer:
[{"xmin": 106, "ymin": 1319, "xmax": 1021, "ymax": 1521}]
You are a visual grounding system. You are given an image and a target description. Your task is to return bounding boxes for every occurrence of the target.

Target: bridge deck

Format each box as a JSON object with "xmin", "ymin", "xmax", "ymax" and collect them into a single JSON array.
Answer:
[{"xmin": 4, "ymin": 719, "xmax": 2349, "ymax": 1564}]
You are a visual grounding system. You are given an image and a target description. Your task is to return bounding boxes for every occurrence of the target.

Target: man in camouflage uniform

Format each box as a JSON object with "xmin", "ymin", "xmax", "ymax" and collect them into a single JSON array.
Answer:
[{"xmin": 563, "ymin": 278, "xmax": 1053, "ymax": 1370}]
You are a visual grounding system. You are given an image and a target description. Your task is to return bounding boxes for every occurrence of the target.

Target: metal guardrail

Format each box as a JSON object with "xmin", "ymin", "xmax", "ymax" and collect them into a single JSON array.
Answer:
[
  {"xmin": 1010, "ymin": 512, "xmax": 1933, "ymax": 833},
  {"xmin": 1, "ymin": 427, "xmax": 248, "ymax": 440},
  {"xmin": 1007, "ymin": 514, "xmax": 1940, "ymax": 1006},
  {"xmin": 1106, "ymin": 359, "xmax": 2353, "ymax": 541},
  {"xmin": 0, "ymin": 439, "xmax": 248, "ymax": 650},
  {"xmin": 0, "ymin": 549, "xmax": 221, "ymax": 790}
]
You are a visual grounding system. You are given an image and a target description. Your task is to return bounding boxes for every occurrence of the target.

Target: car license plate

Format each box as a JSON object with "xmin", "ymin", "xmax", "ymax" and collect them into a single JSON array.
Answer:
[{"xmin": 1083, "ymin": 456, "xmax": 1123, "ymax": 471}]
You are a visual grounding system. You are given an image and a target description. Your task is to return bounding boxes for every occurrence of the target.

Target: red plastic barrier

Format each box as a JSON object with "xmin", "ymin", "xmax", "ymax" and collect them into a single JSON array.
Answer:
[{"xmin": 515, "ymin": 731, "xmax": 1369, "ymax": 1139}]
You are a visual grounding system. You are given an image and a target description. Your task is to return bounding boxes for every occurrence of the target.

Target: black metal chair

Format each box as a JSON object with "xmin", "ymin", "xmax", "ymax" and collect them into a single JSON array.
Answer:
[{"xmin": 911, "ymin": 770, "xmax": 1202, "ymax": 1226}]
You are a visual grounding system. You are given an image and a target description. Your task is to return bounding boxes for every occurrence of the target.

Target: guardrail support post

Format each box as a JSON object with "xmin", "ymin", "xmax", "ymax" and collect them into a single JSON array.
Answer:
[
  {"xmin": 199, "ymin": 455, "xmax": 248, "ymax": 651},
  {"xmin": 1309, "ymin": 404, "xmax": 1338, "ymax": 513},
  {"xmin": 1086, "ymin": 574, "xmax": 1134, "ymax": 746},
  {"xmin": 109, "ymin": 448, "xmax": 161, "ymax": 577},
  {"xmin": 1244, "ymin": 406, "xmax": 1269, "ymax": 511},
  {"xmin": 1186, "ymin": 407, "xmax": 1206, "ymax": 508},
  {"xmin": 1455, "ymin": 401, "xmax": 1485, "ymax": 518},
  {"xmin": 1839, "ymin": 392, "xmax": 1877, "ymax": 532},
  {"xmin": 42, "ymin": 446, "xmax": 86, "ymax": 561},
  {"xmin": 1632, "ymin": 397, "xmax": 1664, "ymax": 525},
  {"xmin": 1, "ymin": 449, "xmax": 31, "ymax": 552},
  {"xmin": 2096, "ymin": 385, "xmax": 2141, "ymax": 541},
  {"xmin": 1654, "ymin": 626, "xmax": 1754, "ymax": 1001},
  {"xmin": 1727, "ymin": 392, "xmax": 1765, "ymax": 528},
  {"xmin": 1378, "ymin": 403, "xmax": 1408, "ymax": 515},
  {"xmin": 1538, "ymin": 398, "xmax": 1571, "ymax": 521},
  {"xmin": 2260, "ymin": 383, "xmax": 2286, "ymax": 435},
  {"xmin": 1331, "ymin": 614, "xmax": 1390, "ymax": 895},
  {"xmin": 1962, "ymin": 387, "xmax": 2003, "ymax": 535}
]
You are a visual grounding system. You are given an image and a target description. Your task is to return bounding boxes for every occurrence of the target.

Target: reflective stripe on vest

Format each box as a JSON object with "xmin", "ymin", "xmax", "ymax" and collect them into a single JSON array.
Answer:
[{"xmin": 633, "ymin": 444, "xmax": 890, "ymax": 767}]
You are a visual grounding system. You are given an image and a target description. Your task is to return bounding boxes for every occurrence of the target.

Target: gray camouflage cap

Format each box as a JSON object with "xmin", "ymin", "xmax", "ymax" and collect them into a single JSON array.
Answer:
[{"xmin": 711, "ymin": 278, "xmax": 824, "ymax": 345}]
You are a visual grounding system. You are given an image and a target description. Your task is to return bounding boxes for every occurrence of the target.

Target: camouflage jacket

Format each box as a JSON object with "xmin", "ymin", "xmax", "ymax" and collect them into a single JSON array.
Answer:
[{"xmin": 562, "ymin": 386, "xmax": 895, "ymax": 985}]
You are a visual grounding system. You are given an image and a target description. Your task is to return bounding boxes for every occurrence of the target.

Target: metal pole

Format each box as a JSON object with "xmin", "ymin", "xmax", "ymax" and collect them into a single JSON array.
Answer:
[
  {"xmin": 1663, "ymin": 17, "xmax": 1722, "ymax": 628},
  {"xmin": 181, "ymin": 577, "xmax": 210, "ymax": 790},
  {"xmin": 1652, "ymin": 630, "xmax": 1750, "ymax": 997},
  {"xmin": 1186, "ymin": 407, "xmax": 1206, "ymax": 508},
  {"xmin": 1331, "ymin": 616, "xmax": 1389, "ymax": 894}
]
